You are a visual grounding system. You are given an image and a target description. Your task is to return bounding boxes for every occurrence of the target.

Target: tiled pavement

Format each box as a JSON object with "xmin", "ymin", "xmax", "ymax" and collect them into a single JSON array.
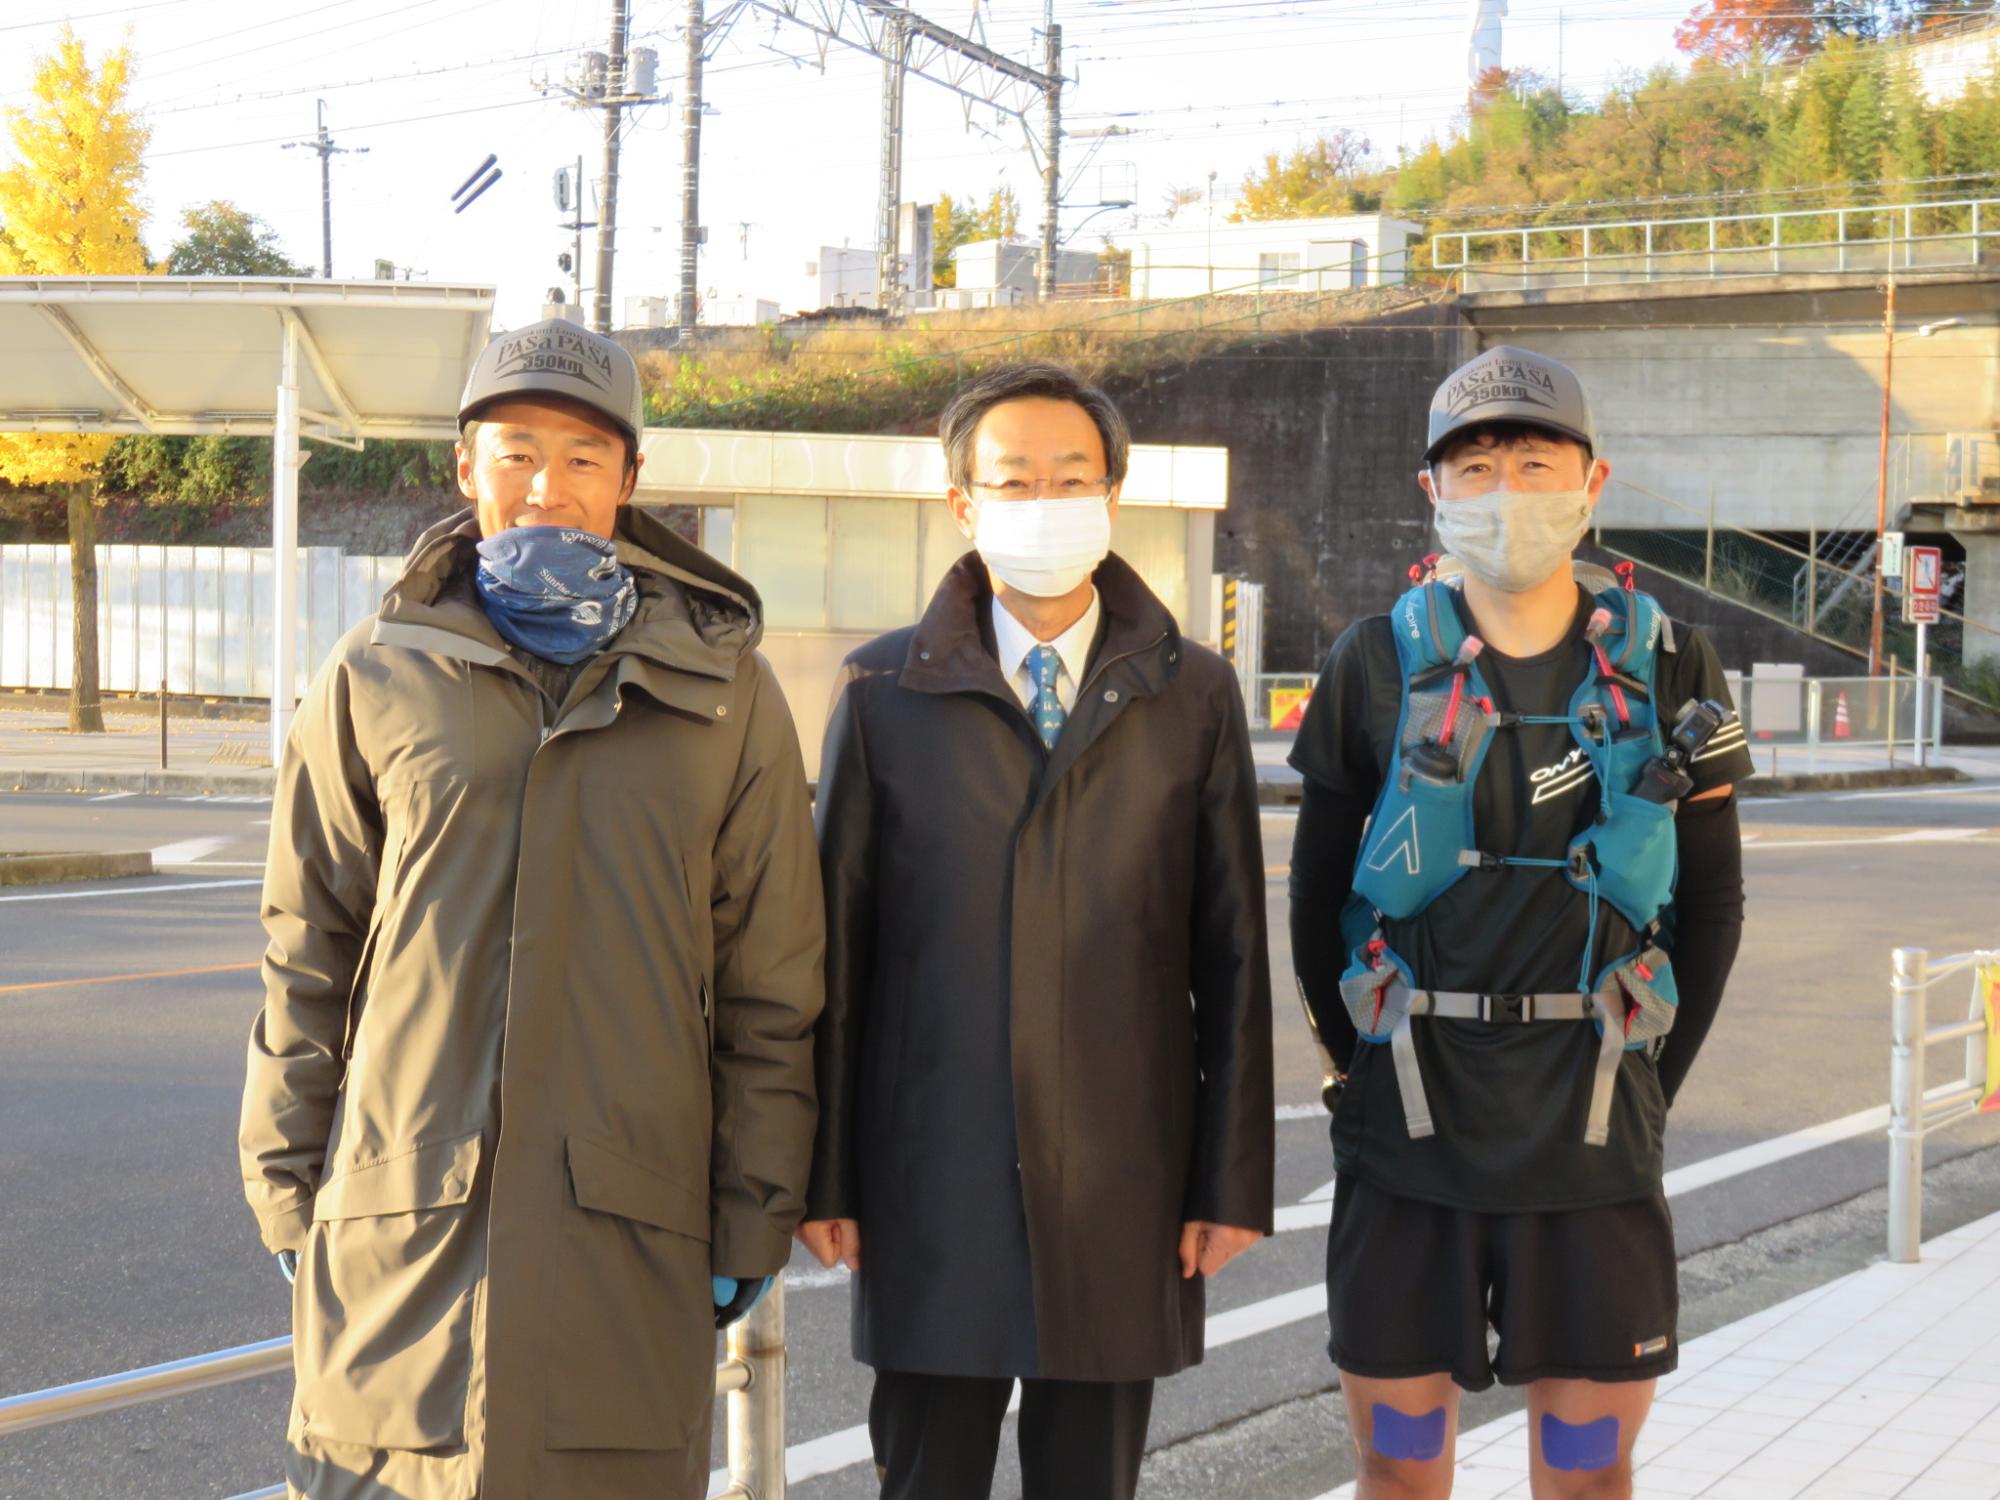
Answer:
[{"xmin": 1314, "ymin": 1209, "xmax": 2000, "ymax": 1500}]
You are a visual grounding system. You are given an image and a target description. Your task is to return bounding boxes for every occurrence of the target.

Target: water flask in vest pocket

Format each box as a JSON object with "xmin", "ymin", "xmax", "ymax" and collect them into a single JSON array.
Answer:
[
  {"xmin": 1340, "ymin": 940, "xmax": 1418, "ymax": 1044},
  {"xmin": 1573, "ymin": 790, "xmax": 1678, "ymax": 931},
  {"xmin": 1596, "ymin": 946, "xmax": 1679, "ymax": 1049}
]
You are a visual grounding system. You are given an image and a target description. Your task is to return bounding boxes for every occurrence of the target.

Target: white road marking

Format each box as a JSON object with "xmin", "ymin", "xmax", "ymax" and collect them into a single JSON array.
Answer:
[
  {"xmin": 0, "ymin": 878, "xmax": 260, "ymax": 903},
  {"xmin": 783, "ymin": 1265, "xmax": 851, "ymax": 1291},
  {"xmin": 87, "ymin": 791, "xmax": 136, "ymax": 802},
  {"xmin": 1744, "ymin": 827, "xmax": 1989, "ymax": 851},
  {"xmin": 1276, "ymin": 1103, "xmax": 1326, "ymax": 1121},
  {"xmin": 1660, "ymin": 1103, "xmax": 1891, "ymax": 1197},
  {"xmin": 148, "ymin": 836, "xmax": 232, "ymax": 865}
]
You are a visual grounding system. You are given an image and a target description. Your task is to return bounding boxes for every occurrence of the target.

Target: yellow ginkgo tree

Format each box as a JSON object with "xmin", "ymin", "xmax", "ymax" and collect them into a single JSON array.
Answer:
[{"xmin": 0, "ymin": 30, "xmax": 151, "ymax": 732}]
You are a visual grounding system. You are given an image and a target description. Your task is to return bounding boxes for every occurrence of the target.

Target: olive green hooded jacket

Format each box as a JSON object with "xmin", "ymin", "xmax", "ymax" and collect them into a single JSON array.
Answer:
[{"xmin": 239, "ymin": 506, "xmax": 823, "ymax": 1499}]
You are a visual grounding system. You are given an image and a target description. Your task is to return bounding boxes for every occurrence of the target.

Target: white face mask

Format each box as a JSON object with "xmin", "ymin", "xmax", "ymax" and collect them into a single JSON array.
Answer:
[
  {"xmin": 1431, "ymin": 486, "xmax": 1594, "ymax": 593},
  {"xmin": 968, "ymin": 495, "xmax": 1112, "ymax": 598}
]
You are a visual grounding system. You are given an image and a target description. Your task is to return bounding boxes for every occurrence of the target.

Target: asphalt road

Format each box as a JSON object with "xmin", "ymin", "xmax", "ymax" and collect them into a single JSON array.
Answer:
[{"xmin": 1, "ymin": 780, "xmax": 1998, "ymax": 1499}]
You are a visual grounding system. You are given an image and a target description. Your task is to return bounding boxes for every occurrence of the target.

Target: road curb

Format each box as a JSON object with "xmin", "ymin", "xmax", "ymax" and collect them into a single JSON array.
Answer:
[
  {"xmin": 1739, "ymin": 765, "xmax": 1972, "ymax": 796},
  {"xmin": 0, "ymin": 850, "xmax": 155, "ymax": 886},
  {"xmin": 0, "ymin": 767, "xmax": 274, "ymax": 797}
]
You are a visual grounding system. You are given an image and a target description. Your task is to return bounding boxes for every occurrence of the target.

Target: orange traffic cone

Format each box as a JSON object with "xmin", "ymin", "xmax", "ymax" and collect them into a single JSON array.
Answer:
[{"xmin": 1833, "ymin": 690, "xmax": 1852, "ymax": 740}]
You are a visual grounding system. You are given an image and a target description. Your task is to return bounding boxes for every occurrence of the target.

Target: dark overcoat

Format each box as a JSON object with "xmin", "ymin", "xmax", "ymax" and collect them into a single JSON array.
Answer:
[{"xmin": 809, "ymin": 550, "xmax": 1274, "ymax": 1382}]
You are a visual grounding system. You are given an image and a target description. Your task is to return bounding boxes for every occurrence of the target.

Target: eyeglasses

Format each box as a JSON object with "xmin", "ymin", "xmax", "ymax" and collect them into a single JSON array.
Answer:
[{"xmin": 965, "ymin": 477, "xmax": 1113, "ymax": 501}]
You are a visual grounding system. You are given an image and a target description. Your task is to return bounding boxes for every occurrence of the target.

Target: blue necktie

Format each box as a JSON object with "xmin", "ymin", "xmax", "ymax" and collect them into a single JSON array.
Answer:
[{"xmin": 1026, "ymin": 643, "xmax": 1066, "ymax": 751}]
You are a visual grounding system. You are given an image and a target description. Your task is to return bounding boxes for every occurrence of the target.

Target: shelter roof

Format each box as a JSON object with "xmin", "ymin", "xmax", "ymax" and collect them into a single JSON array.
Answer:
[{"xmin": 0, "ymin": 277, "xmax": 495, "ymax": 446}]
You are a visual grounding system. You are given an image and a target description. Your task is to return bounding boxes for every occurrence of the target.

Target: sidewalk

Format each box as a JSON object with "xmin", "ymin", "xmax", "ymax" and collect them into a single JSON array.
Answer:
[
  {"xmin": 1250, "ymin": 732, "xmax": 2000, "ymax": 794},
  {"xmin": 0, "ymin": 706, "xmax": 274, "ymax": 795},
  {"xmin": 1313, "ymin": 1209, "xmax": 2000, "ymax": 1500}
]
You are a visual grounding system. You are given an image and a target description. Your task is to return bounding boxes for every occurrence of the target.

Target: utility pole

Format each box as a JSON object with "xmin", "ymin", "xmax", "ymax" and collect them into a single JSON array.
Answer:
[
  {"xmin": 877, "ymin": 15, "xmax": 911, "ymax": 316},
  {"xmin": 592, "ymin": 0, "xmax": 630, "ymax": 334},
  {"xmin": 679, "ymin": 0, "xmax": 705, "ymax": 341},
  {"xmin": 281, "ymin": 99, "xmax": 367, "ymax": 277},
  {"xmin": 1038, "ymin": 21, "xmax": 1062, "ymax": 300},
  {"xmin": 1871, "ymin": 238, "xmax": 1898, "ymax": 676}
]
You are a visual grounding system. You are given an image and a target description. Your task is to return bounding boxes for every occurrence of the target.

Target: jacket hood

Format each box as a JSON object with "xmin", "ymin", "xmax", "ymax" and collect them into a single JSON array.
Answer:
[{"xmin": 385, "ymin": 505, "xmax": 765, "ymax": 668}]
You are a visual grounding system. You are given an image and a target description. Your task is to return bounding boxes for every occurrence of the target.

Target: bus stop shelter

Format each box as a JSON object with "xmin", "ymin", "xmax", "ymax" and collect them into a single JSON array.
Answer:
[{"xmin": 0, "ymin": 275, "xmax": 495, "ymax": 761}]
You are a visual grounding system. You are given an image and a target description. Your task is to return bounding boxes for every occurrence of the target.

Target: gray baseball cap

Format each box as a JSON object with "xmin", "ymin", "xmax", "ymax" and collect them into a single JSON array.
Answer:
[
  {"xmin": 458, "ymin": 318, "xmax": 644, "ymax": 448},
  {"xmin": 1425, "ymin": 344, "xmax": 1597, "ymax": 463}
]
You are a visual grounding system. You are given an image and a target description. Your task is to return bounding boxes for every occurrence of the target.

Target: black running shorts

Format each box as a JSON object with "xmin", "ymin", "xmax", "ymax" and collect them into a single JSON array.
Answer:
[{"xmin": 1325, "ymin": 1174, "xmax": 1679, "ymax": 1392}]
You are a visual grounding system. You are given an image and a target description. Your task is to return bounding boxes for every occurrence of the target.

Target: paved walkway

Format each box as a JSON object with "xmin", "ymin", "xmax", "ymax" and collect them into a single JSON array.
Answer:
[
  {"xmin": 1312, "ymin": 1209, "xmax": 2000, "ymax": 1500},
  {"xmin": 0, "ymin": 705, "xmax": 273, "ymax": 794},
  {"xmin": 1251, "ymin": 731, "xmax": 2000, "ymax": 782}
]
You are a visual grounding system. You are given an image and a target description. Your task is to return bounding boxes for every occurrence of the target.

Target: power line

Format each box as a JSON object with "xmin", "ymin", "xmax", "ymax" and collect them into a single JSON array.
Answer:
[
  {"xmin": 149, "ymin": 93, "xmax": 549, "ymax": 158},
  {"xmin": 0, "ymin": 0, "xmax": 209, "ymax": 33}
]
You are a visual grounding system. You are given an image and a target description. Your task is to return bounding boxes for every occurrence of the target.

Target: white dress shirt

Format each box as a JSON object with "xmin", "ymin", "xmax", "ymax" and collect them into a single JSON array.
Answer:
[{"xmin": 990, "ymin": 589, "xmax": 1101, "ymax": 714}]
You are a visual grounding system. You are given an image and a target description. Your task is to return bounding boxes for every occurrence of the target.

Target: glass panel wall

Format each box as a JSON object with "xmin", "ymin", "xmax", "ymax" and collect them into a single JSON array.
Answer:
[
  {"xmin": 735, "ymin": 495, "xmax": 829, "ymax": 630},
  {"xmin": 829, "ymin": 498, "xmax": 919, "ymax": 629}
]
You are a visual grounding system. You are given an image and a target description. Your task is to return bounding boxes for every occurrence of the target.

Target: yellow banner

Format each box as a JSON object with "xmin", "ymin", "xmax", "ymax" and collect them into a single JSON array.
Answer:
[
  {"xmin": 1979, "ymin": 964, "xmax": 2000, "ymax": 1114},
  {"xmin": 1270, "ymin": 687, "xmax": 1312, "ymax": 731}
]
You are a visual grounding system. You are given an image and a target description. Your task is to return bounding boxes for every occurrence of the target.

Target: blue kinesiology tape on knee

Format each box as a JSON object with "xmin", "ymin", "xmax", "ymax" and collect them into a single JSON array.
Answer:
[
  {"xmin": 1540, "ymin": 1413, "xmax": 1620, "ymax": 1472},
  {"xmin": 1371, "ymin": 1403, "xmax": 1447, "ymax": 1462}
]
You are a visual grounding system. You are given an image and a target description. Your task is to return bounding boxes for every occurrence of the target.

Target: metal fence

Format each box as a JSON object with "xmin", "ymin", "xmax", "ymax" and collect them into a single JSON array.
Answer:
[
  {"xmin": 0, "ymin": 1285, "xmax": 787, "ymax": 1499},
  {"xmin": 1731, "ymin": 672, "xmax": 1945, "ymax": 770},
  {"xmin": 0, "ymin": 544, "xmax": 400, "ymax": 699},
  {"xmin": 1432, "ymin": 196, "xmax": 2000, "ymax": 292},
  {"xmin": 1888, "ymin": 947, "xmax": 2000, "ymax": 1263}
]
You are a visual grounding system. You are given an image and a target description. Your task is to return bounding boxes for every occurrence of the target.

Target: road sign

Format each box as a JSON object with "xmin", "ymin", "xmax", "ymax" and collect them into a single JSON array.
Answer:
[
  {"xmin": 1904, "ymin": 546, "xmax": 1943, "ymax": 624},
  {"xmin": 1882, "ymin": 531, "xmax": 1906, "ymax": 578}
]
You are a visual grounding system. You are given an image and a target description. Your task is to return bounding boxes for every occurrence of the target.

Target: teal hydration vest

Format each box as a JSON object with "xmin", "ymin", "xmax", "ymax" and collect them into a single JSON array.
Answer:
[{"xmin": 1336, "ymin": 562, "xmax": 1683, "ymax": 1147}]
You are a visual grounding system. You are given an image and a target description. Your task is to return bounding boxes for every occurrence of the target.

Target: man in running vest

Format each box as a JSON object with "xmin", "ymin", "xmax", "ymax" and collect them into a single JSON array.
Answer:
[{"xmin": 1288, "ymin": 345, "xmax": 1751, "ymax": 1499}]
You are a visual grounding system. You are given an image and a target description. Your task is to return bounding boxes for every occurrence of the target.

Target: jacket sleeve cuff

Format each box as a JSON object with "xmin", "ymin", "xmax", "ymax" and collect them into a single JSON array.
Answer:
[
  {"xmin": 257, "ymin": 1200, "xmax": 314, "ymax": 1255},
  {"xmin": 710, "ymin": 1214, "xmax": 794, "ymax": 1279}
]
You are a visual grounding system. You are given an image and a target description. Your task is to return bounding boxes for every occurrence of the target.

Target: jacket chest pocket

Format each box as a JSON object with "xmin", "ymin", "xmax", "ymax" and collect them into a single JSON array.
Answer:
[
  {"xmin": 546, "ymin": 1134, "xmax": 714, "ymax": 1450},
  {"xmin": 294, "ymin": 1132, "xmax": 485, "ymax": 1452}
]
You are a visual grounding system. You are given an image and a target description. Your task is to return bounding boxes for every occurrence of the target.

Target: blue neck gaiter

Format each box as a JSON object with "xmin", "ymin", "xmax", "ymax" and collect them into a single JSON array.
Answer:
[{"xmin": 473, "ymin": 526, "xmax": 637, "ymax": 665}]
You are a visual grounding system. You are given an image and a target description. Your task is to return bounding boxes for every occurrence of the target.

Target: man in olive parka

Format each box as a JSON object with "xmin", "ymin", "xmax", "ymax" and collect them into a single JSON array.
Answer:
[{"xmin": 239, "ymin": 319, "xmax": 824, "ymax": 1500}]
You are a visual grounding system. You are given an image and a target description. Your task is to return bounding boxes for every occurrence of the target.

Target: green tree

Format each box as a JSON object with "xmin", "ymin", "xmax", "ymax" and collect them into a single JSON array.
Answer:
[
  {"xmin": 0, "ymin": 30, "xmax": 151, "ymax": 732},
  {"xmin": 165, "ymin": 200, "xmax": 307, "ymax": 276},
  {"xmin": 1838, "ymin": 58, "xmax": 1891, "ymax": 178},
  {"xmin": 1235, "ymin": 128, "xmax": 1381, "ymax": 220},
  {"xmin": 932, "ymin": 188, "xmax": 1020, "ymax": 287}
]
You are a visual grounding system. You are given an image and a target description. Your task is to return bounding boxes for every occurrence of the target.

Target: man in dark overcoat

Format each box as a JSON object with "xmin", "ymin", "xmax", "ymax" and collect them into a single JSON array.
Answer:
[{"xmin": 799, "ymin": 361, "xmax": 1275, "ymax": 1500}]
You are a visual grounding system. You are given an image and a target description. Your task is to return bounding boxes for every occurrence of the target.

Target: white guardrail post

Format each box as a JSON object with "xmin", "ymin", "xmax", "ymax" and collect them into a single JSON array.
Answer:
[
  {"xmin": 2, "ymin": 1298, "xmax": 787, "ymax": 1498},
  {"xmin": 718, "ymin": 1280, "xmax": 787, "ymax": 1500},
  {"xmin": 1888, "ymin": 945, "xmax": 1929, "ymax": 1264}
]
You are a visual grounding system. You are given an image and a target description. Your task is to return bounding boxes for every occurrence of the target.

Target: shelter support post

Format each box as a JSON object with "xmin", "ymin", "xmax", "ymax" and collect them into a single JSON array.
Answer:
[{"xmin": 271, "ymin": 315, "xmax": 302, "ymax": 766}]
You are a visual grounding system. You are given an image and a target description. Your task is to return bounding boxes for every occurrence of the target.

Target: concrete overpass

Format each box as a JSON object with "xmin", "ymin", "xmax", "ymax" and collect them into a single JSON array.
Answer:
[{"xmin": 1458, "ymin": 269, "xmax": 2000, "ymax": 663}]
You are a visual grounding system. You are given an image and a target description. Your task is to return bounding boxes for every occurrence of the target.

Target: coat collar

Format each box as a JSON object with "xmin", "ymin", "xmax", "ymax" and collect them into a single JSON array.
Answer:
[
  {"xmin": 902, "ymin": 550, "xmax": 1179, "ymax": 697},
  {"xmin": 372, "ymin": 506, "xmax": 760, "ymax": 692}
]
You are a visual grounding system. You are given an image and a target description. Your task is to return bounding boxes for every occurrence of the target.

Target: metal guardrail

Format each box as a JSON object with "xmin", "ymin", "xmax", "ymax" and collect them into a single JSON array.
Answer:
[
  {"xmin": 1431, "ymin": 195, "xmax": 2000, "ymax": 291},
  {"xmin": 0, "ymin": 1283, "xmax": 787, "ymax": 1499},
  {"xmin": 1888, "ymin": 947, "xmax": 2000, "ymax": 1263}
]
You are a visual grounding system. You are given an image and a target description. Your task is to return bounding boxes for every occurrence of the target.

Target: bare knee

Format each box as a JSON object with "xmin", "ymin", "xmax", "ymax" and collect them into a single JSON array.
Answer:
[
  {"xmin": 1354, "ymin": 1449, "xmax": 1454, "ymax": 1500},
  {"xmin": 1534, "ymin": 1410, "xmax": 1633, "ymax": 1500},
  {"xmin": 1354, "ymin": 1402, "xmax": 1453, "ymax": 1500},
  {"xmin": 1534, "ymin": 1465, "xmax": 1632, "ymax": 1500}
]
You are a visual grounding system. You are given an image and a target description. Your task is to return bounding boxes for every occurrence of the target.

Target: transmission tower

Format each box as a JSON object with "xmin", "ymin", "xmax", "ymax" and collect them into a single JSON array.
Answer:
[{"xmin": 709, "ymin": 0, "xmax": 1065, "ymax": 308}]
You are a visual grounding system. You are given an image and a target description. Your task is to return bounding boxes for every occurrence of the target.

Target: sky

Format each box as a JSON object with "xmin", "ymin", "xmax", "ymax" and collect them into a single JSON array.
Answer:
[{"xmin": 5, "ymin": 0, "xmax": 1701, "ymax": 329}]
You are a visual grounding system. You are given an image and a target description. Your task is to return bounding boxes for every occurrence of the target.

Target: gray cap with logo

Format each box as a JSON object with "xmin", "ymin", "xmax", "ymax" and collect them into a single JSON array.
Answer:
[
  {"xmin": 1424, "ymin": 344, "xmax": 1597, "ymax": 463},
  {"xmin": 457, "ymin": 317, "xmax": 645, "ymax": 447}
]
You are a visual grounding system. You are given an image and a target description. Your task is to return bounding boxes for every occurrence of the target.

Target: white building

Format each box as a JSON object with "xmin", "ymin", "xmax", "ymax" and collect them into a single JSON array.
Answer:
[
  {"xmin": 624, "ymin": 294, "xmax": 780, "ymax": 329},
  {"xmin": 938, "ymin": 239, "xmax": 1103, "ymax": 309},
  {"xmin": 810, "ymin": 203, "xmax": 938, "ymax": 311},
  {"xmin": 1125, "ymin": 213, "xmax": 1424, "ymax": 300}
]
